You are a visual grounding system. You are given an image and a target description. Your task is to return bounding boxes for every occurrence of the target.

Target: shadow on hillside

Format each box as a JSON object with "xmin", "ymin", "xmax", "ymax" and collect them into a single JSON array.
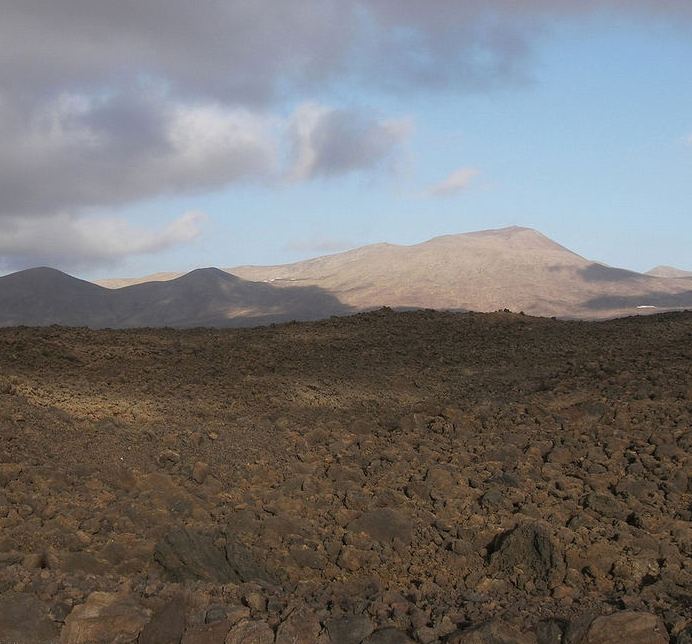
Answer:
[
  {"xmin": 581, "ymin": 290, "xmax": 692, "ymax": 311},
  {"xmin": 210, "ymin": 283, "xmax": 357, "ymax": 328},
  {"xmin": 578, "ymin": 263, "xmax": 645, "ymax": 283}
]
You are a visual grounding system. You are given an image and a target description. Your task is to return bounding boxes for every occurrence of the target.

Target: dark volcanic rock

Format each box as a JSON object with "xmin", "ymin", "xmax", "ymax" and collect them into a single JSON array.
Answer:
[
  {"xmin": 61, "ymin": 592, "xmax": 150, "ymax": 644},
  {"xmin": 582, "ymin": 612, "xmax": 669, "ymax": 643},
  {"xmin": 489, "ymin": 523, "xmax": 563, "ymax": 589},
  {"xmin": 225, "ymin": 619, "xmax": 274, "ymax": 643},
  {"xmin": 139, "ymin": 596, "xmax": 187, "ymax": 644},
  {"xmin": 347, "ymin": 508, "xmax": 413, "ymax": 544},
  {"xmin": 0, "ymin": 592, "xmax": 60, "ymax": 644},
  {"xmin": 155, "ymin": 528, "xmax": 235, "ymax": 582},
  {"xmin": 225, "ymin": 539, "xmax": 275, "ymax": 584},
  {"xmin": 363, "ymin": 627, "xmax": 415, "ymax": 643},
  {"xmin": 325, "ymin": 615, "xmax": 376, "ymax": 643},
  {"xmin": 447, "ymin": 619, "xmax": 537, "ymax": 643}
]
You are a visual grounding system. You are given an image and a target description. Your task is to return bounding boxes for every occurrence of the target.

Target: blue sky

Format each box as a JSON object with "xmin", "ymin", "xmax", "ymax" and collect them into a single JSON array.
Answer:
[{"xmin": 1, "ymin": 3, "xmax": 690, "ymax": 278}]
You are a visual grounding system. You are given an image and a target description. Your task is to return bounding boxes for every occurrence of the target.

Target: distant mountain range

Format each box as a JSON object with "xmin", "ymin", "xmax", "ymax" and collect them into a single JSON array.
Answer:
[
  {"xmin": 645, "ymin": 265, "xmax": 692, "ymax": 279},
  {"xmin": 1, "ymin": 227, "xmax": 690, "ymax": 327}
]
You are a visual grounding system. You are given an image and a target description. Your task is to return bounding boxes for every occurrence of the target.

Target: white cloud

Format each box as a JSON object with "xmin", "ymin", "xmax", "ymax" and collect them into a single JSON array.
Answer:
[
  {"xmin": 427, "ymin": 167, "xmax": 480, "ymax": 197},
  {"xmin": 0, "ymin": 212, "xmax": 206, "ymax": 271}
]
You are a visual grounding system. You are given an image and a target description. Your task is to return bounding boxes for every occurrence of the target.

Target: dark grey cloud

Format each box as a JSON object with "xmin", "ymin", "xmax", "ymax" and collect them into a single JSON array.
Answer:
[
  {"xmin": 0, "ymin": 93, "xmax": 276, "ymax": 216},
  {"xmin": 4, "ymin": 1, "xmax": 687, "ymax": 105}
]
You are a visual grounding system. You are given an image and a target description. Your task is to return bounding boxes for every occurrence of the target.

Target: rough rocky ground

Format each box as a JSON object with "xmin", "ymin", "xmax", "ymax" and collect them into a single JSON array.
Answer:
[{"xmin": 0, "ymin": 309, "xmax": 689, "ymax": 643}]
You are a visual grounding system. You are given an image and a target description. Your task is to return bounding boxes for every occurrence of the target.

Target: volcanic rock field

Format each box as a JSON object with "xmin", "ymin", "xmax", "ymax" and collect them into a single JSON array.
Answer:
[{"xmin": 0, "ymin": 309, "xmax": 690, "ymax": 643}]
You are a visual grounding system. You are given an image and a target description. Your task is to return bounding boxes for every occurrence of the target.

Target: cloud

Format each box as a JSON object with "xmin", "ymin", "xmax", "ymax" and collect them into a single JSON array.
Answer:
[
  {"xmin": 4, "ymin": 2, "xmax": 688, "ymax": 106},
  {"xmin": 1, "ymin": 1, "xmax": 690, "ymax": 268},
  {"xmin": 428, "ymin": 167, "xmax": 480, "ymax": 197},
  {"xmin": 288, "ymin": 104, "xmax": 412, "ymax": 180},
  {"xmin": 0, "ymin": 211, "xmax": 206, "ymax": 271},
  {"xmin": 0, "ymin": 93, "xmax": 276, "ymax": 216}
]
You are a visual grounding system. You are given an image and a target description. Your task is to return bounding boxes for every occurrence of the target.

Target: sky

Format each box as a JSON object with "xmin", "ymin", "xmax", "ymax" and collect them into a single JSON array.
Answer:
[{"xmin": 0, "ymin": 1, "xmax": 691, "ymax": 279}]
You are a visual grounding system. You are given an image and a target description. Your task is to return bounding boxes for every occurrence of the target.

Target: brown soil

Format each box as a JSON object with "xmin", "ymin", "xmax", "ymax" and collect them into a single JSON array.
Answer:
[{"xmin": 0, "ymin": 309, "xmax": 690, "ymax": 643}]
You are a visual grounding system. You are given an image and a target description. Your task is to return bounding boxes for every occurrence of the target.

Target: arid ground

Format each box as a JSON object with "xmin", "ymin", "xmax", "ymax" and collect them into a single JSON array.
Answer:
[{"xmin": 0, "ymin": 309, "xmax": 690, "ymax": 643}]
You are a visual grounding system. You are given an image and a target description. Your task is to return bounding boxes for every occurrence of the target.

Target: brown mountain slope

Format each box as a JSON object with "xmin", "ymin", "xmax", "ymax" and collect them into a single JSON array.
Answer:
[
  {"xmin": 228, "ymin": 227, "xmax": 691, "ymax": 318},
  {"xmin": 0, "ymin": 267, "xmax": 349, "ymax": 328},
  {"xmin": 646, "ymin": 265, "xmax": 692, "ymax": 278}
]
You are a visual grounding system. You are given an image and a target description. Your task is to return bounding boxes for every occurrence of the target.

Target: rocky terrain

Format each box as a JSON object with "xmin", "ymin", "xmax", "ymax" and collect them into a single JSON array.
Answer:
[{"xmin": 0, "ymin": 309, "xmax": 690, "ymax": 643}]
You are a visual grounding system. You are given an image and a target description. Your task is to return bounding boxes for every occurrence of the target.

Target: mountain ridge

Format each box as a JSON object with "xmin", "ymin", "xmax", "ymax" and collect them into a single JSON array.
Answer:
[{"xmin": 2, "ymin": 226, "xmax": 690, "ymax": 326}]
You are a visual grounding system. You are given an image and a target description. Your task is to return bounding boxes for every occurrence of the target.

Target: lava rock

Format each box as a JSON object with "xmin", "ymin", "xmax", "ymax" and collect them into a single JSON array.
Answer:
[
  {"xmin": 61, "ymin": 592, "xmax": 150, "ymax": 643},
  {"xmin": 0, "ymin": 592, "xmax": 60, "ymax": 644},
  {"xmin": 154, "ymin": 528, "xmax": 235, "ymax": 583},
  {"xmin": 489, "ymin": 523, "xmax": 563, "ymax": 589},
  {"xmin": 582, "ymin": 612, "xmax": 669, "ymax": 644}
]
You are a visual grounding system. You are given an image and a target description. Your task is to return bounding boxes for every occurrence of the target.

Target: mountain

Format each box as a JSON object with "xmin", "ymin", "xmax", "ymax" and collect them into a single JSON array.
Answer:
[
  {"xmin": 228, "ymin": 227, "xmax": 692, "ymax": 318},
  {"xmin": 0, "ymin": 267, "xmax": 117, "ymax": 327},
  {"xmin": 0, "ymin": 267, "xmax": 349, "ymax": 328},
  {"xmin": 5, "ymin": 227, "xmax": 691, "ymax": 327},
  {"xmin": 646, "ymin": 265, "xmax": 692, "ymax": 279}
]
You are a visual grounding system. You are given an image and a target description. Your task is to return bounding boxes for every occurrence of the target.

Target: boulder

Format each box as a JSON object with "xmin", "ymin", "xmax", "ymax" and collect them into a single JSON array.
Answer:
[
  {"xmin": 362, "ymin": 628, "xmax": 415, "ymax": 643},
  {"xmin": 347, "ymin": 509, "xmax": 412, "ymax": 545},
  {"xmin": 275, "ymin": 608, "xmax": 322, "ymax": 643},
  {"xmin": 224, "ymin": 619, "xmax": 274, "ymax": 644},
  {"xmin": 154, "ymin": 528, "xmax": 235, "ymax": 583},
  {"xmin": 0, "ymin": 592, "xmax": 60, "ymax": 644},
  {"xmin": 60, "ymin": 592, "xmax": 150, "ymax": 644},
  {"xmin": 583, "ymin": 612, "xmax": 669, "ymax": 644},
  {"xmin": 139, "ymin": 596, "xmax": 187, "ymax": 644},
  {"xmin": 489, "ymin": 523, "xmax": 563, "ymax": 589},
  {"xmin": 447, "ymin": 620, "xmax": 537, "ymax": 643}
]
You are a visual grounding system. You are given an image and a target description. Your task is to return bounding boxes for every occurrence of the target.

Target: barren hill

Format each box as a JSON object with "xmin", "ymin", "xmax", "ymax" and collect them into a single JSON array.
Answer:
[
  {"xmin": 6, "ymin": 227, "xmax": 691, "ymax": 326},
  {"xmin": 646, "ymin": 265, "xmax": 692, "ymax": 279},
  {"xmin": 229, "ymin": 227, "xmax": 691, "ymax": 318},
  {"xmin": 0, "ymin": 267, "xmax": 348, "ymax": 328}
]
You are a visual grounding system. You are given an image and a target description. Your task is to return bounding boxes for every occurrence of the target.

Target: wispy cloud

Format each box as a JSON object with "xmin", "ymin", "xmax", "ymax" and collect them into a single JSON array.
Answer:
[{"xmin": 427, "ymin": 167, "xmax": 480, "ymax": 197}]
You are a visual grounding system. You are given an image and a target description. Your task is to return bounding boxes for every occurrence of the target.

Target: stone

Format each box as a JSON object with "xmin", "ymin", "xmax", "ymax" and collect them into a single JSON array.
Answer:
[
  {"xmin": 325, "ymin": 615, "xmax": 375, "ymax": 644},
  {"xmin": 154, "ymin": 528, "xmax": 235, "ymax": 582},
  {"xmin": 60, "ymin": 592, "xmax": 150, "ymax": 643},
  {"xmin": 536, "ymin": 619, "xmax": 568, "ymax": 644},
  {"xmin": 182, "ymin": 621, "xmax": 231, "ymax": 644},
  {"xmin": 225, "ymin": 619, "xmax": 274, "ymax": 643},
  {"xmin": 362, "ymin": 628, "xmax": 415, "ymax": 643},
  {"xmin": 447, "ymin": 620, "xmax": 537, "ymax": 643},
  {"xmin": 489, "ymin": 523, "xmax": 562, "ymax": 589},
  {"xmin": 158, "ymin": 449, "xmax": 181, "ymax": 466},
  {"xmin": 225, "ymin": 539, "xmax": 274, "ymax": 584},
  {"xmin": 347, "ymin": 509, "xmax": 412, "ymax": 544},
  {"xmin": 275, "ymin": 608, "xmax": 321, "ymax": 643},
  {"xmin": 192, "ymin": 461, "xmax": 210, "ymax": 484},
  {"xmin": 139, "ymin": 596, "xmax": 187, "ymax": 644},
  {"xmin": 0, "ymin": 592, "xmax": 60, "ymax": 644},
  {"xmin": 582, "ymin": 612, "xmax": 669, "ymax": 644},
  {"xmin": 0, "ymin": 463, "xmax": 22, "ymax": 486}
]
